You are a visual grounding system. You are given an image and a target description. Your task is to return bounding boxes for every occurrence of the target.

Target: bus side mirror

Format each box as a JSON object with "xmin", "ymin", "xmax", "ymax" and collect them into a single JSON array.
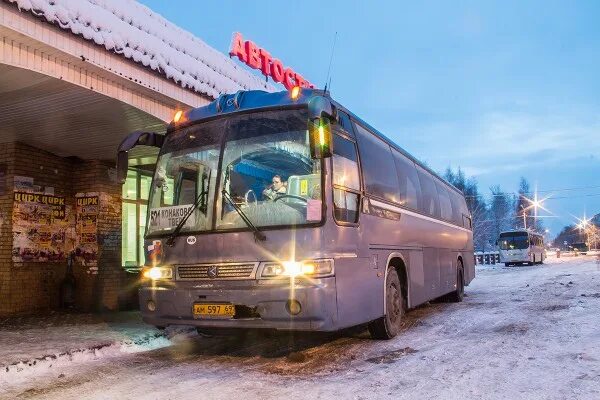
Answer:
[
  {"xmin": 116, "ymin": 131, "xmax": 164, "ymax": 184},
  {"xmin": 308, "ymin": 96, "xmax": 335, "ymax": 159}
]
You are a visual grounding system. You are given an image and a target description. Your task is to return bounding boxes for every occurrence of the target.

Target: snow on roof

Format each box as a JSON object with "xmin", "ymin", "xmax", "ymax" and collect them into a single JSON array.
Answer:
[{"xmin": 8, "ymin": 0, "xmax": 275, "ymax": 98}]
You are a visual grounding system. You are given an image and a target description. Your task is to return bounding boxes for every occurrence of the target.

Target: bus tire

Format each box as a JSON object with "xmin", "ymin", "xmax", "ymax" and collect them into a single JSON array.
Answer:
[
  {"xmin": 368, "ymin": 267, "xmax": 405, "ymax": 340},
  {"xmin": 445, "ymin": 262, "xmax": 465, "ymax": 303},
  {"xmin": 504, "ymin": 262, "xmax": 511, "ymax": 267}
]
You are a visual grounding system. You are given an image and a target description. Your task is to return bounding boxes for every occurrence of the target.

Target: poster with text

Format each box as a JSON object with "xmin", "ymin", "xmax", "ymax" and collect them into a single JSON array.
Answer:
[
  {"xmin": 75, "ymin": 194, "xmax": 99, "ymax": 267},
  {"xmin": 12, "ymin": 191, "xmax": 69, "ymax": 262}
]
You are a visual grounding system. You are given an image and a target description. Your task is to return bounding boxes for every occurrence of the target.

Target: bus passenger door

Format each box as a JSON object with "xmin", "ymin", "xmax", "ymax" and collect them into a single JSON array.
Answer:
[{"xmin": 330, "ymin": 127, "xmax": 381, "ymax": 327}]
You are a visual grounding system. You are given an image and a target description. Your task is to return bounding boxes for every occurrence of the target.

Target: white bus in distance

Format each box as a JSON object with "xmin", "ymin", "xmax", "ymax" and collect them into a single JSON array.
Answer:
[{"xmin": 498, "ymin": 230, "xmax": 545, "ymax": 266}]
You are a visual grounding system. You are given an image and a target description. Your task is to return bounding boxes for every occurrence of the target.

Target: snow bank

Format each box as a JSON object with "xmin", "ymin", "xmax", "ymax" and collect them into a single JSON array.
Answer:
[
  {"xmin": 7, "ymin": 0, "xmax": 275, "ymax": 98},
  {"xmin": 0, "ymin": 323, "xmax": 198, "ymax": 387},
  {"xmin": 0, "ymin": 330, "xmax": 172, "ymax": 384}
]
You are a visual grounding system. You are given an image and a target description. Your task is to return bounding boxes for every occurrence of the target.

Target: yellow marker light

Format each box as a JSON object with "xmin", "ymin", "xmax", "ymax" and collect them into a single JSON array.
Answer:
[
  {"xmin": 291, "ymin": 86, "xmax": 301, "ymax": 100},
  {"xmin": 173, "ymin": 110, "xmax": 184, "ymax": 123},
  {"xmin": 301, "ymin": 264, "xmax": 316, "ymax": 275},
  {"xmin": 318, "ymin": 124, "xmax": 325, "ymax": 146}
]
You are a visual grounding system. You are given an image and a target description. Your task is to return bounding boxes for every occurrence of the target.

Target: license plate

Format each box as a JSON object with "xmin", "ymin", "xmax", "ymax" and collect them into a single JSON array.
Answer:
[{"xmin": 193, "ymin": 303, "xmax": 235, "ymax": 318}]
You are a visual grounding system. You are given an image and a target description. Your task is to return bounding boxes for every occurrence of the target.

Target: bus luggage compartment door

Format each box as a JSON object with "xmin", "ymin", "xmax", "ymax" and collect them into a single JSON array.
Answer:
[{"xmin": 335, "ymin": 257, "xmax": 381, "ymax": 328}]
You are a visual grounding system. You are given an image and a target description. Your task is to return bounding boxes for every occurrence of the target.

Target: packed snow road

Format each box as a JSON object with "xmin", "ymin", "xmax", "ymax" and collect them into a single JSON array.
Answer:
[{"xmin": 2, "ymin": 256, "xmax": 600, "ymax": 400}]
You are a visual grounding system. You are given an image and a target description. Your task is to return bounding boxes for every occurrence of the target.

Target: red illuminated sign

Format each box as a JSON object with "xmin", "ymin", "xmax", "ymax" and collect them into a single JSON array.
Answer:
[{"xmin": 229, "ymin": 32, "xmax": 314, "ymax": 90}]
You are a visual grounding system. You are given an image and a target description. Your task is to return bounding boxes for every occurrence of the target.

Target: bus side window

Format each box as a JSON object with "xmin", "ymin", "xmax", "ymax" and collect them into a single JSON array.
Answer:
[
  {"xmin": 332, "ymin": 133, "xmax": 360, "ymax": 223},
  {"xmin": 353, "ymin": 123, "xmax": 400, "ymax": 203},
  {"xmin": 391, "ymin": 149, "xmax": 421, "ymax": 210},
  {"xmin": 435, "ymin": 180, "xmax": 453, "ymax": 221},
  {"xmin": 416, "ymin": 165, "xmax": 441, "ymax": 219},
  {"xmin": 447, "ymin": 190, "xmax": 459, "ymax": 226},
  {"xmin": 337, "ymin": 112, "xmax": 356, "ymax": 138}
]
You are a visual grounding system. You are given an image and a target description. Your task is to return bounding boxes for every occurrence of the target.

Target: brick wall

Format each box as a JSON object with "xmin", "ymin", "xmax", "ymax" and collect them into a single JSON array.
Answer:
[
  {"xmin": 0, "ymin": 143, "xmax": 15, "ymax": 315},
  {"xmin": 0, "ymin": 143, "xmax": 139, "ymax": 316},
  {"xmin": 3, "ymin": 143, "xmax": 73, "ymax": 314}
]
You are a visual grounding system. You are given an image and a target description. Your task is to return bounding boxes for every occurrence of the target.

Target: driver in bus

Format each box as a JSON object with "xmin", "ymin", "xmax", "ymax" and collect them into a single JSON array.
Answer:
[{"xmin": 263, "ymin": 175, "xmax": 287, "ymax": 201}]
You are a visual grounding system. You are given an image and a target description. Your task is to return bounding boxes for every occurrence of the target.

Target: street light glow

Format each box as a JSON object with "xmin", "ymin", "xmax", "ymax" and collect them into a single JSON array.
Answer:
[
  {"xmin": 521, "ymin": 193, "xmax": 551, "ymax": 215},
  {"xmin": 519, "ymin": 190, "xmax": 554, "ymax": 231}
]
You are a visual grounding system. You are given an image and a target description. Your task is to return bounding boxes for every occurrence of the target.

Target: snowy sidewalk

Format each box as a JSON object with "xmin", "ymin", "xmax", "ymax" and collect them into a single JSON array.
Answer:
[{"xmin": 0, "ymin": 311, "xmax": 168, "ymax": 370}]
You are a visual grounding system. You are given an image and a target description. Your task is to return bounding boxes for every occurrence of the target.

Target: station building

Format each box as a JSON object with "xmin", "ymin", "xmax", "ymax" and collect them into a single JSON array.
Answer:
[{"xmin": 0, "ymin": 0, "xmax": 273, "ymax": 315}]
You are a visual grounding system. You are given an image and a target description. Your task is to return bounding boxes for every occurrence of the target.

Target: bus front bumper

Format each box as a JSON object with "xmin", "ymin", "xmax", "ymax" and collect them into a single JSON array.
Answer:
[{"xmin": 139, "ymin": 278, "xmax": 338, "ymax": 331}]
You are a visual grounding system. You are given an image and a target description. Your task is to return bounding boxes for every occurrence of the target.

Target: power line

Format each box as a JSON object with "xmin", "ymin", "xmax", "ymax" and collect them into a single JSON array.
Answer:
[
  {"xmin": 462, "ymin": 184, "xmax": 600, "ymax": 199},
  {"xmin": 545, "ymin": 193, "xmax": 600, "ymax": 200},
  {"xmin": 537, "ymin": 185, "xmax": 600, "ymax": 193},
  {"xmin": 465, "ymin": 191, "xmax": 600, "ymax": 200}
]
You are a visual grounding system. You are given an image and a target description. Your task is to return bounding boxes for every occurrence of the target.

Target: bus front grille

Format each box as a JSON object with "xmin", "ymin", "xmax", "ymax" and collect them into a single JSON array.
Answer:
[{"xmin": 176, "ymin": 263, "xmax": 257, "ymax": 280}]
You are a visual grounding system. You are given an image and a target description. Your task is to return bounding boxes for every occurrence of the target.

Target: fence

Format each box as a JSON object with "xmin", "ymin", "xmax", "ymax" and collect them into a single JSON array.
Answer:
[{"xmin": 474, "ymin": 251, "xmax": 500, "ymax": 265}]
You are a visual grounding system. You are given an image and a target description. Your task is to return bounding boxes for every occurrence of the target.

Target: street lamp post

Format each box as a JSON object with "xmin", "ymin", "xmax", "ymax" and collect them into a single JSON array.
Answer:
[
  {"xmin": 520, "ymin": 205, "xmax": 527, "ymax": 230},
  {"xmin": 520, "ymin": 193, "xmax": 548, "ymax": 233}
]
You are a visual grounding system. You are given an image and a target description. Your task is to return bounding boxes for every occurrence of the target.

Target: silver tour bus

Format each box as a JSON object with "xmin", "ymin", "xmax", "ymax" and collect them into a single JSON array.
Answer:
[
  {"xmin": 117, "ymin": 88, "xmax": 475, "ymax": 339},
  {"xmin": 498, "ymin": 230, "xmax": 545, "ymax": 266}
]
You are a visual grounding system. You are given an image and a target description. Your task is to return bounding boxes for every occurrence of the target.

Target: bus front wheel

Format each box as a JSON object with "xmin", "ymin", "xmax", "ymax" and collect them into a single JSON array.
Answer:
[{"xmin": 368, "ymin": 266, "xmax": 405, "ymax": 340}]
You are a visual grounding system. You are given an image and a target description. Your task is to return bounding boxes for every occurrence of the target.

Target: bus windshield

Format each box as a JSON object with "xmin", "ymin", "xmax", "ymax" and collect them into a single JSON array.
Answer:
[
  {"xmin": 498, "ymin": 232, "xmax": 529, "ymax": 250},
  {"xmin": 147, "ymin": 108, "xmax": 323, "ymax": 236}
]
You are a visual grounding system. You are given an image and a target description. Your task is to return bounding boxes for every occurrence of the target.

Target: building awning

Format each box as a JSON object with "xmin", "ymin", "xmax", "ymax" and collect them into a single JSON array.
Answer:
[{"xmin": 0, "ymin": 64, "xmax": 164, "ymax": 161}]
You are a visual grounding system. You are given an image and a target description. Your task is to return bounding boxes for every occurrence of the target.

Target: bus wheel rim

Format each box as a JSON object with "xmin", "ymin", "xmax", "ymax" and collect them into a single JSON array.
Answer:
[{"xmin": 388, "ymin": 283, "xmax": 401, "ymax": 323}]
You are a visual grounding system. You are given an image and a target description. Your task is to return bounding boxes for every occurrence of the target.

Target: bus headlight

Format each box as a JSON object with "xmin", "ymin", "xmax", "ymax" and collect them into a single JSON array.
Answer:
[
  {"xmin": 260, "ymin": 260, "xmax": 334, "ymax": 278},
  {"xmin": 142, "ymin": 266, "xmax": 173, "ymax": 280}
]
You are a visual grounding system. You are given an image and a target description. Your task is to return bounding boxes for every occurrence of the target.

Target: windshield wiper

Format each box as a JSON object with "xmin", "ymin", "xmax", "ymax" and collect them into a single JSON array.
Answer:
[
  {"xmin": 222, "ymin": 189, "xmax": 266, "ymax": 242},
  {"xmin": 165, "ymin": 190, "xmax": 207, "ymax": 247}
]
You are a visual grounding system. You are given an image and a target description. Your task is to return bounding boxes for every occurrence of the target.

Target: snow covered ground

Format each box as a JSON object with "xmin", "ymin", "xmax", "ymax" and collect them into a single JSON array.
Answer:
[
  {"xmin": 0, "ymin": 312, "xmax": 171, "ymax": 369},
  {"xmin": 2, "ymin": 255, "xmax": 600, "ymax": 399}
]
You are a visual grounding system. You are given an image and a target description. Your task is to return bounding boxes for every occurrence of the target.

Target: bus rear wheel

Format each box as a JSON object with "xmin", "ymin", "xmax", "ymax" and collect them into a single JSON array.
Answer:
[
  {"xmin": 445, "ymin": 262, "xmax": 465, "ymax": 303},
  {"xmin": 368, "ymin": 266, "xmax": 405, "ymax": 340}
]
